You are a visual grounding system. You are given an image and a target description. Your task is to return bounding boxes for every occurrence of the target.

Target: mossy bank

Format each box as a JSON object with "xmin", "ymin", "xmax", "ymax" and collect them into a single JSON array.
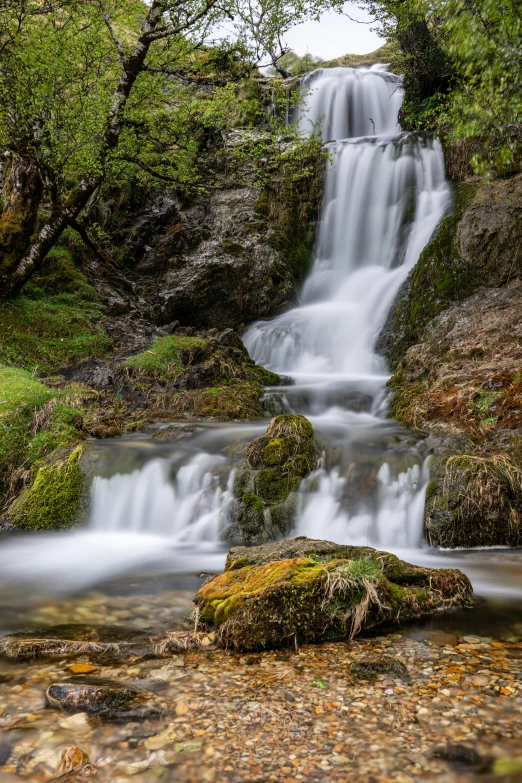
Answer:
[{"xmin": 381, "ymin": 173, "xmax": 522, "ymax": 548}]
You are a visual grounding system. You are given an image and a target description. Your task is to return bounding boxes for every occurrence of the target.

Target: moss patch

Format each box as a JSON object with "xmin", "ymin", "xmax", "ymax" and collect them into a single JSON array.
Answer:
[
  {"xmin": 0, "ymin": 365, "xmax": 91, "ymax": 507},
  {"xmin": 195, "ymin": 539, "xmax": 473, "ymax": 651},
  {"xmin": 125, "ymin": 335, "xmax": 209, "ymax": 381},
  {"xmin": 381, "ymin": 184, "xmax": 477, "ymax": 370},
  {"xmin": 246, "ymin": 414, "xmax": 316, "ymax": 505},
  {"xmin": 8, "ymin": 445, "xmax": 85, "ymax": 530},
  {"xmin": 426, "ymin": 453, "xmax": 522, "ymax": 548},
  {"xmin": 0, "ymin": 247, "xmax": 111, "ymax": 374}
]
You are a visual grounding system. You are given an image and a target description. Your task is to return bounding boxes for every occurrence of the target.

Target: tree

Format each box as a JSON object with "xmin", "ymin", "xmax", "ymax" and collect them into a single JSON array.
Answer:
[
  {"xmin": 0, "ymin": 0, "xmax": 339, "ymax": 298},
  {"xmin": 432, "ymin": 0, "xmax": 522, "ymax": 170},
  {"xmin": 230, "ymin": 0, "xmax": 342, "ymax": 78},
  {"xmin": 358, "ymin": 0, "xmax": 522, "ymax": 170},
  {"xmin": 266, "ymin": 50, "xmax": 323, "ymax": 77}
]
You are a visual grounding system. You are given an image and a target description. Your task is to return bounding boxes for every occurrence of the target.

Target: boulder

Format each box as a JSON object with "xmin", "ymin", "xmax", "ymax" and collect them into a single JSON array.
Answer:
[
  {"xmin": 195, "ymin": 537, "xmax": 473, "ymax": 651},
  {"xmin": 227, "ymin": 415, "xmax": 318, "ymax": 545}
]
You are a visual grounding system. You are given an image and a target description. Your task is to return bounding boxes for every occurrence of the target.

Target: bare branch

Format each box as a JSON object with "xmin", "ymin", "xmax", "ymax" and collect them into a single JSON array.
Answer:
[{"xmin": 98, "ymin": 0, "xmax": 125, "ymax": 62}]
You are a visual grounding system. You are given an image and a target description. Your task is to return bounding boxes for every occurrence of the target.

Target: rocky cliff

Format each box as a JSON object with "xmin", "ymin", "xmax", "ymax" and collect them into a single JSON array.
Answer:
[{"xmin": 381, "ymin": 172, "xmax": 522, "ymax": 547}]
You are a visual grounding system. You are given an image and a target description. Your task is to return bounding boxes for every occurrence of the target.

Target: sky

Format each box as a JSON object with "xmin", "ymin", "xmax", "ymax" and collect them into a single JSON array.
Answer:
[{"xmin": 284, "ymin": 2, "xmax": 384, "ymax": 59}]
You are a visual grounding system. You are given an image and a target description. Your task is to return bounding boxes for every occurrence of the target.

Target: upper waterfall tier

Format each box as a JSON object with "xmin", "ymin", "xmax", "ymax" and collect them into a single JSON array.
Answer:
[
  {"xmin": 298, "ymin": 65, "xmax": 403, "ymax": 141},
  {"xmin": 244, "ymin": 134, "xmax": 449, "ymax": 385}
]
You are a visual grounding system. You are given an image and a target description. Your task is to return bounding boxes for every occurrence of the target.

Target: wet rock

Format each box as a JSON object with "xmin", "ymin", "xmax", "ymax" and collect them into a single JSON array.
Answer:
[
  {"xmin": 431, "ymin": 742, "xmax": 483, "ymax": 768},
  {"xmin": 46, "ymin": 679, "xmax": 162, "ymax": 720},
  {"xmin": 6, "ymin": 445, "xmax": 88, "ymax": 531},
  {"xmin": 349, "ymin": 656, "xmax": 409, "ymax": 681},
  {"xmin": 0, "ymin": 742, "xmax": 12, "ymax": 766},
  {"xmin": 0, "ymin": 624, "xmax": 204, "ymax": 661},
  {"xmin": 226, "ymin": 415, "xmax": 317, "ymax": 545},
  {"xmin": 195, "ymin": 537, "xmax": 473, "ymax": 651},
  {"xmin": 54, "ymin": 745, "xmax": 97, "ymax": 777}
]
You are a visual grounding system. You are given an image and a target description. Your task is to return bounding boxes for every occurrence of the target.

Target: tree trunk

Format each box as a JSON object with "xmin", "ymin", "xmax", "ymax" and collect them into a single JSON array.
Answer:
[{"xmin": 0, "ymin": 155, "xmax": 43, "ymax": 291}]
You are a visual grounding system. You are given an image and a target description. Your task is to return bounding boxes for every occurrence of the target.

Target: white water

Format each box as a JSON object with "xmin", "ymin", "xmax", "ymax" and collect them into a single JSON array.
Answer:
[
  {"xmin": 0, "ymin": 66, "xmax": 457, "ymax": 596},
  {"xmin": 245, "ymin": 66, "xmax": 450, "ymax": 548}
]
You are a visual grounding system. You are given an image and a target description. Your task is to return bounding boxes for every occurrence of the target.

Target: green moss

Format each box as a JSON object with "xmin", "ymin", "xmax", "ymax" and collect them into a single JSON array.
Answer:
[
  {"xmin": 0, "ymin": 248, "xmax": 110, "ymax": 374},
  {"xmin": 237, "ymin": 492, "xmax": 265, "ymax": 543},
  {"xmin": 8, "ymin": 445, "xmax": 85, "ymax": 530},
  {"xmin": 0, "ymin": 365, "xmax": 89, "ymax": 506},
  {"xmin": 124, "ymin": 335, "xmax": 208, "ymax": 381},
  {"xmin": 196, "ymin": 548, "xmax": 473, "ymax": 651},
  {"xmin": 220, "ymin": 239, "xmax": 245, "ymax": 257},
  {"xmin": 384, "ymin": 184, "xmax": 477, "ymax": 369},
  {"xmin": 187, "ymin": 380, "xmax": 266, "ymax": 420},
  {"xmin": 254, "ymin": 138, "xmax": 325, "ymax": 288},
  {"xmin": 255, "ymin": 466, "xmax": 301, "ymax": 505}
]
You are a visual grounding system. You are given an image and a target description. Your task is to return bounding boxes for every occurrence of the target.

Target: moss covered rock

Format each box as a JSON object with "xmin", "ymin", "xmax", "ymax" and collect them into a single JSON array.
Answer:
[
  {"xmin": 227, "ymin": 415, "xmax": 317, "ymax": 545},
  {"xmin": 425, "ymin": 452, "xmax": 522, "ymax": 548},
  {"xmin": 195, "ymin": 537, "xmax": 473, "ymax": 651},
  {"xmin": 8, "ymin": 444, "xmax": 89, "ymax": 530},
  {"xmin": 247, "ymin": 414, "xmax": 316, "ymax": 503}
]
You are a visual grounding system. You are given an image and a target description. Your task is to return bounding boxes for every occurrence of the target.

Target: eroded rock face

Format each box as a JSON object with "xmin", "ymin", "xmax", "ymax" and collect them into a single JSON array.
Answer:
[
  {"xmin": 195, "ymin": 537, "xmax": 473, "ymax": 651},
  {"xmin": 227, "ymin": 415, "xmax": 318, "ymax": 545},
  {"xmin": 157, "ymin": 189, "xmax": 295, "ymax": 330},
  {"xmin": 382, "ymin": 173, "xmax": 522, "ymax": 548}
]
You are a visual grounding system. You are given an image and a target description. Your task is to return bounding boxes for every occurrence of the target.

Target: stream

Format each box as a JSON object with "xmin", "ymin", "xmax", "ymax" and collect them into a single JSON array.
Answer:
[{"xmin": 1, "ymin": 65, "xmax": 522, "ymax": 637}]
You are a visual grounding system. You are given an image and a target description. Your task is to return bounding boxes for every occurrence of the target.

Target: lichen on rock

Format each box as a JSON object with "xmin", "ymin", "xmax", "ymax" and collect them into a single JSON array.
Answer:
[{"xmin": 195, "ymin": 537, "xmax": 473, "ymax": 651}]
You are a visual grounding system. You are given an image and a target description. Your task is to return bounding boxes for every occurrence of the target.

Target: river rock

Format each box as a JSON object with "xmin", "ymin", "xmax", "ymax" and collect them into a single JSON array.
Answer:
[
  {"xmin": 0, "ymin": 624, "xmax": 202, "ymax": 661},
  {"xmin": 46, "ymin": 679, "xmax": 162, "ymax": 720},
  {"xmin": 227, "ymin": 415, "xmax": 318, "ymax": 545},
  {"xmin": 195, "ymin": 537, "xmax": 474, "ymax": 651}
]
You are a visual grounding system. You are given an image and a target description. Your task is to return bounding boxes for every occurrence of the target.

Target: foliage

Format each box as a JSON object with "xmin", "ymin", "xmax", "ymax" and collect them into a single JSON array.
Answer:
[
  {"xmin": 360, "ymin": 0, "xmax": 522, "ymax": 173},
  {"xmin": 266, "ymin": 50, "xmax": 323, "ymax": 77},
  {"xmin": 435, "ymin": 0, "xmax": 522, "ymax": 173},
  {"xmin": 0, "ymin": 0, "xmax": 342, "ymax": 295},
  {"xmin": 231, "ymin": 0, "xmax": 342, "ymax": 77}
]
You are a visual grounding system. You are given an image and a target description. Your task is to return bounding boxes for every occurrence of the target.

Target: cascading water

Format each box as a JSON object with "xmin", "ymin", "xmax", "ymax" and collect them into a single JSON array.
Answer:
[
  {"xmin": 0, "ymin": 65, "xmax": 453, "ymax": 597},
  {"xmin": 245, "ymin": 65, "xmax": 451, "ymax": 547}
]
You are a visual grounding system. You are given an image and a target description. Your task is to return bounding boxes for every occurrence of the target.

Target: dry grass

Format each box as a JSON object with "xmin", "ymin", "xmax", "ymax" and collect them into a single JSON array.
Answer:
[
  {"xmin": 444, "ymin": 453, "xmax": 522, "ymax": 537},
  {"xmin": 321, "ymin": 562, "xmax": 386, "ymax": 638}
]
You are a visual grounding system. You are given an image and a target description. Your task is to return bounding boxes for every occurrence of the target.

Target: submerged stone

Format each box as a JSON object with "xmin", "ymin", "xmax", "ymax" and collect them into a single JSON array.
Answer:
[
  {"xmin": 0, "ymin": 624, "xmax": 206, "ymax": 661},
  {"xmin": 46, "ymin": 679, "xmax": 162, "ymax": 720},
  {"xmin": 195, "ymin": 537, "xmax": 473, "ymax": 652},
  {"xmin": 350, "ymin": 656, "xmax": 409, "ymax": 681}
]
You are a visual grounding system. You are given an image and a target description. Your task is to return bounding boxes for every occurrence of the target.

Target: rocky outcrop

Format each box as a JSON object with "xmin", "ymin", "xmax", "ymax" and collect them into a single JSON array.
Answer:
[
  {"xmin": 227, "ymin": 414, "xmax": 318, "ymax": 545},
  {"xmin": 95, "ymin": 136, "xmax": 325, "ymax": 331},
  {"xmin": 7, "ymin": 445, "xmax": 87, "ymax": 531},
  {"xmin": 156, "ymin": 188, "xmax": 295, "ymax": 329},
  {"xmin": 382, "ymin": 173, "xmax": 522, "ymax": 548},
  {"xmin": 195, "ymin": 537, "xmax": 473, "ymax": 651}
]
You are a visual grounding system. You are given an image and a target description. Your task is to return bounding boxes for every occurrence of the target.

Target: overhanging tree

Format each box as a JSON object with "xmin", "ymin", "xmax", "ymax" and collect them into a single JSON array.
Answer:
[{"xmin": 0, "ymin": 0, "xmax": 340, "ymax": 298}]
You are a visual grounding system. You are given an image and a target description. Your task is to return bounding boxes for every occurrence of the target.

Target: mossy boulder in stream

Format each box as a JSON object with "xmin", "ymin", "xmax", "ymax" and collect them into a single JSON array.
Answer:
[
  {"xmin": 228, "ymin": 415, "xmax": 318, "ymax": 545},
  {"xmin": 195, "ymin": 537, "xmax": 473, "ymax": 651},
  {"xmin": 7, "ymin": 444, "xmax": 90, "ymax": 530}
]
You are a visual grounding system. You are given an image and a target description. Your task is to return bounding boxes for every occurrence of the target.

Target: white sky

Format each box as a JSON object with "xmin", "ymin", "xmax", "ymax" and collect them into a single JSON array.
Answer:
[{"xmin": 283, "ymin": 2, "xmax": 383, "ymax": 59}]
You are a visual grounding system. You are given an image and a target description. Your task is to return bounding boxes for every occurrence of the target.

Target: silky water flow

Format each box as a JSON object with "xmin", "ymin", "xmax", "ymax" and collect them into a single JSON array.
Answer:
[{"xmin": 2, "ymin": 65, "xmax": 519, "ymax": 606}]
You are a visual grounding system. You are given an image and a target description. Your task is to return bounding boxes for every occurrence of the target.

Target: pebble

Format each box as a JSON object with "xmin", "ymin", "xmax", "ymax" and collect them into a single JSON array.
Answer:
[{"xmin": 1, "ymin": 593, "xmax": 522, "ymax": 782}]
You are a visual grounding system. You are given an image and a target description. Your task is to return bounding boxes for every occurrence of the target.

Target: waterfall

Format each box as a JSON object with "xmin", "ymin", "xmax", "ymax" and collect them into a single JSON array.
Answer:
[
  {"xmin": 0, "ymin": 65, "xmax": 451, "ymax": 594},
  {"xmin": 245, "ymin": 66, "xmax": 451, "ymax": 548}
]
